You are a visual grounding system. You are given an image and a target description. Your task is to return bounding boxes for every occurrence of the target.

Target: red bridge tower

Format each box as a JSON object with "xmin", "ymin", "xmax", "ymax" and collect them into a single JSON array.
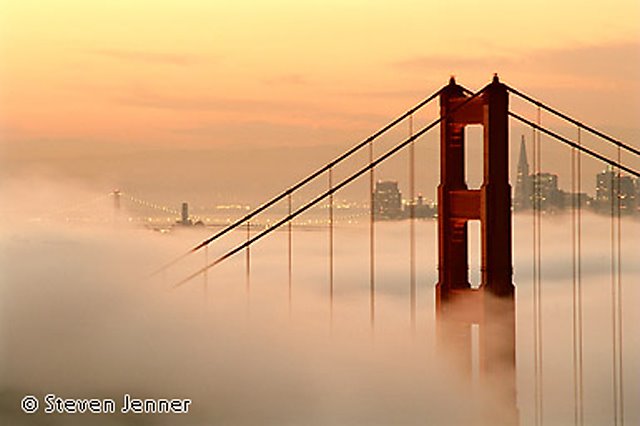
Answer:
[{"xmin": 436, "ymin": 75, "xmax": 517, "ymax": 425}]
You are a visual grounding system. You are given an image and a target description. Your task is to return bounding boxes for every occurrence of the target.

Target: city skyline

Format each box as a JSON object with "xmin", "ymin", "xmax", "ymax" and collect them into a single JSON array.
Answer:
[{"xmin": 31, "ymin": 158, "xmax": 637, "ymax": 230}]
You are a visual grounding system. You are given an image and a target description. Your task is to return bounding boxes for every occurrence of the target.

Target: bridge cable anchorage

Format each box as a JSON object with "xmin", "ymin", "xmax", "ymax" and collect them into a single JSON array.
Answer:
[
  {"xmin": 171, "ymin": 85, "xmax": 489, "ymax": 289},
  {"xmin": 505, "ymin": 85, "xmax": 640, "ymax": 157},
  {"xmin": 409, "ymin": 113, "xmax": 416, "ymax": 333},
  {"xmin": 147, "ymin": 88, "xmax": 445, "ymax": 278},
  {"xmin": 508, "ymin": 112, "xmax": 640, "ymax": 177},
  {"xmin": 369, "ymin": 137, "xmax": 376, "ymax": 330}
]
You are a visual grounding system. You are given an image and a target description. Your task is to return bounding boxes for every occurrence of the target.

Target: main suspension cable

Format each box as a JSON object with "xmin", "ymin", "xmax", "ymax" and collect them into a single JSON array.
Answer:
[
  {"xmin": 506, "ymin": 85, "xmax": 640, "ymax": 157},
  {"xmin": 149, "ymin": 88, "xmax": 445, "ymax": 277},
  {"xmin": 172, "ymin": 87, "xmax": 488, "ymax": 288},
  {"xmin": 508, "ymin": 112, "xmax": 640, "ymax": 178}
]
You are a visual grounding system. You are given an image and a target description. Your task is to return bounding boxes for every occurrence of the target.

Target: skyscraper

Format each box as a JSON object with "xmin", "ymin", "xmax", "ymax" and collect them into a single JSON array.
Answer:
[
  {"xmin": 532, "ymin": 172, "xmax": 564, "ymax": 211},
  {"xmin": 514, "ymin": 135, "xmax": 531, "ymax": 210},
  {"xmin": 595, "ymin": 168, "xmax": 637, "ymax": 213},
  {"xmin": 373, "ymin": 180, "xmax": 403, "ymax": 220}
]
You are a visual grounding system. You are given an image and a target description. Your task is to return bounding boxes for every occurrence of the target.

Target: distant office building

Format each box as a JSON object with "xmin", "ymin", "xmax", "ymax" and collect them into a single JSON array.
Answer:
[
  {"xmin": 413, "ymin": 194, "xmax": 437, "ymax": 218},
  {"xmin": 404, "ymin": 194, "xmax": 436, "ymax": 219},
  {"xmin": 373, "ymin": 180, "xmax": 403, "ymax": 220},
  {"xmin": 514, "ymin": 135, "xmax": 532, "ymax": 211},
  {"xmin": 596, "ymin": 169, "xmax": 613, "ymax": 204},
  {"xmin": 562, "ymin": 191, "xmax": 591, "ymax": 210},
  {"xmin": 531, "ymin": 172, "xmax": 564, "ymax": 212},
  {"xmin": 595, "ymin": 169, "xmax": 637, "ymax": 213}
]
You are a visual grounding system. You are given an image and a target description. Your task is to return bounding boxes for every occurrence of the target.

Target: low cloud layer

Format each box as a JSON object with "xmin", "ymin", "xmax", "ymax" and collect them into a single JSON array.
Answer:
[{"xmin": 1, "ymin": 182, "xmax": 639, "ymax": 425}]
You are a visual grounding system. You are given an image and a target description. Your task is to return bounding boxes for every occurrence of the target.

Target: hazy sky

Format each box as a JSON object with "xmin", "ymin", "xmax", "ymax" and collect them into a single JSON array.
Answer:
[
  {"xmin": 0, "ymin": 1, "xmax": 639, "ymax": 204},
  {"xmin": 1, "ymin": 0, "xmax": 639, "ymax": 143}
]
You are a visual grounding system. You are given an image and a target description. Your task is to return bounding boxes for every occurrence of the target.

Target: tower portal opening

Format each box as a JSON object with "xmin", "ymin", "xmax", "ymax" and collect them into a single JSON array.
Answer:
[
  {"xmin": 468, "ymin": 220, "xmax": 481, "ymax": 289},
  {"xmin": 465, "ymin": 125, "xmax": 484, "ymax": 190}
]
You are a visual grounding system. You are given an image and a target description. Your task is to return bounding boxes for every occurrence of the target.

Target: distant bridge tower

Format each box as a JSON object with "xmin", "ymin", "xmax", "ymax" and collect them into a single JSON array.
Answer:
[
  {"xmin": 180, "ymin": 202, "xmax": 193, "ymax": 226},
  {"xmin": 112, "ymin": 189, "xmax": 121, "ymax": 212},
  {"xmin": 112, "ymin": 189, "xmax": 121, "ymax": 224},
  {"xmin": 436, "ymin": 76, "xmax": 517, "ymax": 425}
]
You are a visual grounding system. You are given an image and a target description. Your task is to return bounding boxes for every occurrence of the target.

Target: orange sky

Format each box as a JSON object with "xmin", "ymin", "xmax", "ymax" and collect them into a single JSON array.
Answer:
[{"xmin": 1, "ymin": 0, "xmax": 639, "ymax": 147}]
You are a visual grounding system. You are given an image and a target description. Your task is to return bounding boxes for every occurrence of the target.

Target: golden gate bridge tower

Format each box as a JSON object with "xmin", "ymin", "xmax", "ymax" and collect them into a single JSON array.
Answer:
[{"xmin": 436, "ymin": 75, "xmax": 517, "ymax": 425}]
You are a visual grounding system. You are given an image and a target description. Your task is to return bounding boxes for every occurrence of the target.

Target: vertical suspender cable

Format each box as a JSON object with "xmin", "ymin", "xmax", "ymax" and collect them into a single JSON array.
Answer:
[
  {"xmin": 329, "ymin": 167, "xmax": 335, "ymax": 326},
  {"xmin": 571, "ymin": 127, "xmax": 584, "ymax": 426},
  {"xmin": 369, "ymin": 140, "xmax": 376, "ymax": 330},
  {"xmin": 246, "ymin": 221, "xmax": 251, "ymax": 301},
  {"xmin": 610, "ymin": 160, "xmax": 618, "ymax": 426},
  {"xmin": 288, "ymin": 193, "xmax": 293, "ymax": 316},
  {"xmin": 576, "ymin": 128, "xmax": 584, "ymax": 425},
  {"xmin": 616, "ymin": 143, "xmax": 624, "ymax": 426},
  {"xmin": 611, "ymin": 143, "xmax": 624, "ymax": 425},
  {"xmin": 204, "ymin": 245, "xmax": 209, "ymax": 303},
  {"xmin": 531, "ymin": 125, "xmax": 540, "ymax": 426},
  {"xmin": 536, "ymin": 106, "xmax": 544, "ymax": 426},
  {"xmin": 571, "ymin": 131, "xmax": 578, "ymax": 426},
  {"xmin": 531, "ymin": 105, "xmax": 544, "ymax": 426},
  {"xmin": 409, "ymin": 114, "xmax": 416, "ymax": 332}
]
